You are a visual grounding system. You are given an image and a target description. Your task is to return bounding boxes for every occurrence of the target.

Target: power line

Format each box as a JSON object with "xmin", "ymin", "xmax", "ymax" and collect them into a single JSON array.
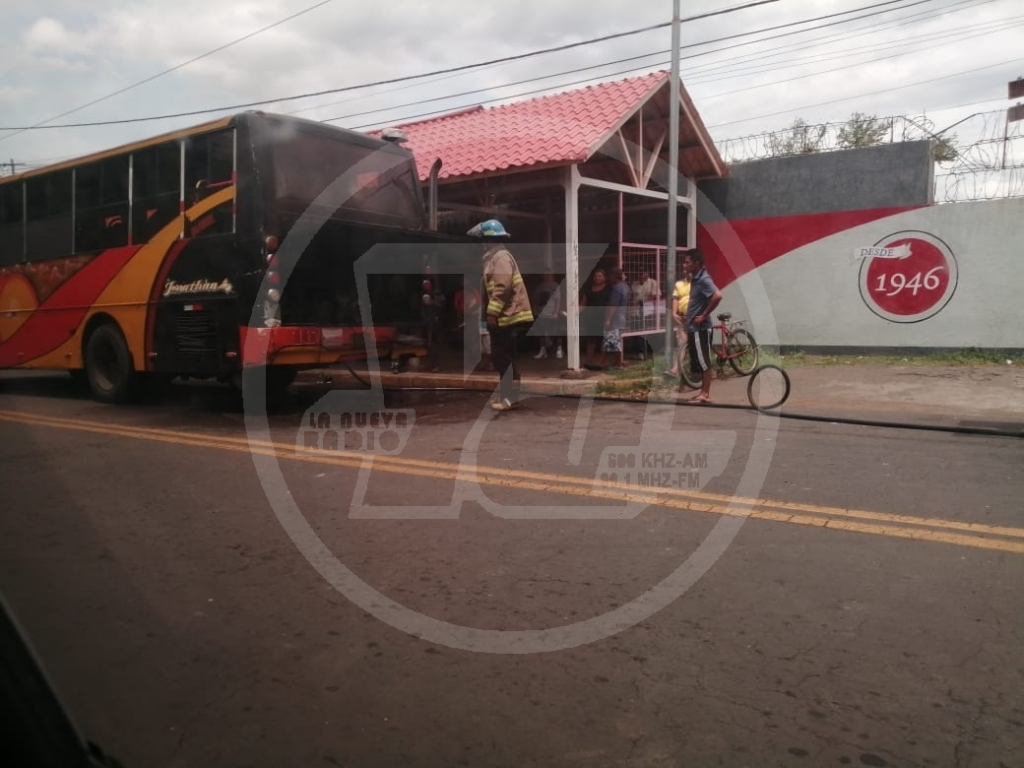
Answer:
[
  {"xmin": 920, "ymin": 95, "xmax": 1017, "ymax": 113},
  {"xmin": 0, "ymin": 19, "xmax": 680, "ymax": 132},
  {"xmin": 658, "ymin": 0, "xmax": 941, "ymax": 64},
  {"xmin": 335, "ymin": 1, "xmax": 1003, "ymax": 130},
  {"xmin": 0, "ymin": 1, "xmax": 783, "ymax": 133},
  {"xmin": 290, "ymin": 0, "xmax": 806, "ymax": 118},
  {"xmin": 0, "ymin": 0, "xmax": 924, "ymax": 131},
  {"xmin": 315, "ymin": 12, "xmax": 1019, "ymax": 128},
  {"xmin": 350, "ymin": 52, "xmax": 1022, "ymax": 134},
  {"xmin": 0, "ymin": 0, "xmax": 335, "ymax": 144},
  {"xmin": 706, "ymin": 55, "xmax": 1024, "ymax": 128},
  {"xmin": 306, "ymin": 0, "xmax": 954, "ymax": 124},
  {"xmin": 6, "ymin": 0, "xmax": 1009, "ymax": 153},
  {"xmin": 677, "ymin": 0, "xmax": 995, "ymax": 79},
  {"xmin": 34, "ymin": 98, "xmax": 1011, "ymax": 173},
  {"xmin": 296, "ymin": 0, "xmax": 964, "ymax": 119},
  {"xmin": 325, "ymin": 0, "xmax": 947, "ymax": 123},
  {"xmin": 698, "ymin": 18, "xmax": 1024, "ymax": 99}
]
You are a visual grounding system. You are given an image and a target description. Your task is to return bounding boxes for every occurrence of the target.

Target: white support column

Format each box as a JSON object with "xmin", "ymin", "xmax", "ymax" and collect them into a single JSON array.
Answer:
[
  {"xmin": 687, "ymin": 177, "xmax": 697, "ymax": 249},
  {"xmin": 564, "ymin": 164, "xmax": 581, "ymax": 371}
]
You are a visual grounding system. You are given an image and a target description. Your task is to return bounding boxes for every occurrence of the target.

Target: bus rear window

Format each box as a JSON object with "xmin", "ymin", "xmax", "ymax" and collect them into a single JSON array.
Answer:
[{"xmin": 269, "ymin": 131, "xmax": 423, "ymax": 227}]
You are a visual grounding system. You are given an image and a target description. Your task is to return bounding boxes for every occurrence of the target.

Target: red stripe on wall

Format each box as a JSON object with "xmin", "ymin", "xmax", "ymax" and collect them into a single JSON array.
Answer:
[
  {"xmin": 697, "ymin": 206, "xmax": 925, "ymax": 289},
  {"xmin": 0, "ymin": 245, "xmax": 141, "ymax": 367}
]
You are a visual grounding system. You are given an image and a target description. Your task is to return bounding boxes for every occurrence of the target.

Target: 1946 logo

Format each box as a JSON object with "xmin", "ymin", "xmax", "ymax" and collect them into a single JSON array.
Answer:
[{"xmin": 855, "ymin": 231, "xmax": 958, "ymax": 323}]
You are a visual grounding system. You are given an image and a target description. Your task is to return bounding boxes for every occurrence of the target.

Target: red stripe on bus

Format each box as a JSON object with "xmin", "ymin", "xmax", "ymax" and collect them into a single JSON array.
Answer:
[{"xmin": 0, "ymin": 246, "xmax": 141, "ymax": 367}]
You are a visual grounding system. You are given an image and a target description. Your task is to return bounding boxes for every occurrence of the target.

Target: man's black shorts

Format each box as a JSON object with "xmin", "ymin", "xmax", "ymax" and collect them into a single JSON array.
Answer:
[{"xmin": 688, "ymin": 328, "xmax": 712, "ymax": 374}]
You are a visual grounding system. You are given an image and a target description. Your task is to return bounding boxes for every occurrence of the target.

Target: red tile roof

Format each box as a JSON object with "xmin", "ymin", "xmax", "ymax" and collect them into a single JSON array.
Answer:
[{"xmin": 375, "ymin": 71, "xmax": 670, "ymax": 182}]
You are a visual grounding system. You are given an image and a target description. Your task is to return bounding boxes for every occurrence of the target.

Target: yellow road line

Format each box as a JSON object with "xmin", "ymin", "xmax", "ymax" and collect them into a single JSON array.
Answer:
[
  {"xmin": 1, "ymin": 408, "xmax": 1023, "ymax": 554},
  {"xmin": 3, "ymin": 409, "xmax": 1021, "ymax": 541}
]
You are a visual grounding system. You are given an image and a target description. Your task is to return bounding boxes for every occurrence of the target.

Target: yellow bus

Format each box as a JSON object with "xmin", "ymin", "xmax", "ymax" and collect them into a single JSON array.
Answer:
[{"xmin": 0, "ymin": 111, "xmax": 454, "ymax": 403}]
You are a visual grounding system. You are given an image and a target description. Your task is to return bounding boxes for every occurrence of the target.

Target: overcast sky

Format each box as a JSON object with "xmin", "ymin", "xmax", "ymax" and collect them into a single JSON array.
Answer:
[{"xmin": 0, "ymin": 0, "xmax": 1021, "ymax": 173}]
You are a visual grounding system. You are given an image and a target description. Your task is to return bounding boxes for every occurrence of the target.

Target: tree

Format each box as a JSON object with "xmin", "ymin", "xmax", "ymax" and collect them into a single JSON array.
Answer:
[
  {"xmin": 901, "ymin": 115, "xmax": 959, "ymax": 164},
  {"xmin": 837, "ymin": 112, "xmax": 889, "ymax": 149},
  {"xmin": 767, "ymin": 117, "xmax": 828, "ymax": 157},
  {"xmin": 931, "ymin": 134, "xmax": 959, "ymax": 164}
]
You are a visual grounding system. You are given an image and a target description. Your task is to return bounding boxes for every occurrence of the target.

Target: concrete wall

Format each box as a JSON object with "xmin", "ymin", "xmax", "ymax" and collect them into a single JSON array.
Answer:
[
  {"xmin": 698, "ymin": 141, "xmax": 934, "ymax": 223},
  {"xmin": 706, "ymin": 197, "xmax": 1023, "ymax": 353}
]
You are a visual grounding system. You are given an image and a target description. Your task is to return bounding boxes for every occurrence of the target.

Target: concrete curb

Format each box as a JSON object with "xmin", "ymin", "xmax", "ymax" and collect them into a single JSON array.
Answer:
[
  {"xmin": 293, "ymin": 366, "xmax": 1024, "ymax": 435},
  {"xmin": 296, "ymin": 368, "xmax": 605, "ymax": 397}
]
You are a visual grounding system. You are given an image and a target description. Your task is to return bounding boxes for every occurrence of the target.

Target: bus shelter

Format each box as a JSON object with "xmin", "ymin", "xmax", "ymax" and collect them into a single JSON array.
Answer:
[{"xmin": 374, "ymin": 71, "xmax": 727, "ymax": 371}]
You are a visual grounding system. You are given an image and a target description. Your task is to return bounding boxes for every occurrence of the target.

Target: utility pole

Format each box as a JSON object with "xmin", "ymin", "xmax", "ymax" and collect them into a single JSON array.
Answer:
[
  {"xmin": 1005, "ymin": 77, "xmax": 1023, "ymax": 170},
  {"xmin": 664, "ymin": 0, "xmax": 681, "ymax": 366}
]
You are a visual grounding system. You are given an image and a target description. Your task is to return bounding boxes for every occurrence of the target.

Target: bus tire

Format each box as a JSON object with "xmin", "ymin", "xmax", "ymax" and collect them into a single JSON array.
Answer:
[{"xmin": 84, "ymin": 323, "xmax": 136, "ymax": 404}]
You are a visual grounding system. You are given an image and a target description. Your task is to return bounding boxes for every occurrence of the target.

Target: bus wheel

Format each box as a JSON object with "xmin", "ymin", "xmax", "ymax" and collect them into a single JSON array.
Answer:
[{"xmin": 84, "ymin": 324, "xmax": 136, "ymax": 404}]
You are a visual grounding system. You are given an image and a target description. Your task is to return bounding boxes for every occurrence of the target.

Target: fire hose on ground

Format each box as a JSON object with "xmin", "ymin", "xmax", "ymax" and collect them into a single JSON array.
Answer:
[{"xmin": 323, "ymin": 363, "xmax": 1021, "ymax": 440}]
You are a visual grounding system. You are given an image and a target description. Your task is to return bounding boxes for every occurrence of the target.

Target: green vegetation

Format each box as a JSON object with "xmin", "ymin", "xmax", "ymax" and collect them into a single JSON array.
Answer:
[
  {"xmin": 590, "ymin": 348, "xmax": 1018, "ymax": 401},
  {"xmin": 757, "ymin": 349, "xmax": 1018, "ymax": 369},
  {"xmin": 594, "ymin": 358, "xmax": 679, "ymax": 399}
]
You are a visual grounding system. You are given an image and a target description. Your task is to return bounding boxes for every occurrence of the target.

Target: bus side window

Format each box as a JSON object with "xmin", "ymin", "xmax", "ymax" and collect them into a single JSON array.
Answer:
[
  {"xmin": 184, "ymin": 130, "xmax": 234, "ymax": 237},
  {"xmin": 75, "ymin": 157, "xmax": 129, "ymax": 253},
  {"xmin": 133, "ymin": 142, "xmax": 180, "ymax": 243},
  {"xmin": 26, "ymin": 170, "xmax": 73, "ymax": 261},
  {"xmin": 0, "ymin": 182, "xmax": 23, "ymax": 266}
]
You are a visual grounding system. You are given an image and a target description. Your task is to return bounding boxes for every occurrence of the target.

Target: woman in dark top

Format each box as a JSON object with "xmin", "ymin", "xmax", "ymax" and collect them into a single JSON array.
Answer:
[{"xmin": 580, "ymin": 268, "xmax": 610, "ymax": 367}]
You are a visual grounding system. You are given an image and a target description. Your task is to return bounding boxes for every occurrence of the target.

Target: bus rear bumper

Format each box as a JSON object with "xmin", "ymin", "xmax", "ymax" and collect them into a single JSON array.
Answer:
[{"xmin": 237, "ymin": 325, "xmax": 399, "ymax": 369}]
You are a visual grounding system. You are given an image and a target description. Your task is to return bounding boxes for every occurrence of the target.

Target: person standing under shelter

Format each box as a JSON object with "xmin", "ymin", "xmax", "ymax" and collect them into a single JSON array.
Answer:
[
  {"xmin": 665, "ymin": 267, "xmax": 691, "ymax": 378},
  {"xmin": 579, "ymin": 268, "xmax": 610, "ymax": 368},
  {"xmin": 599, "ymin": 267, "xmax": 630, "ymax": 370},
  {"xmin": 632, "ymin": 269, "xmax": 659, "ymax": 329},
  {"xmin": 533, "ymin": 272, "xmax": 562, "ymax": 360},
  {"xmin": 682, "ymin": 249, "xmax": 722, "ymax": 404},
  {"xmin": 468, "ymin": 219, "xmax": 534, "ymax": 412},
  {"xmin": 629, "ymin": 268, "xmax": 660, "ymax": 360}
]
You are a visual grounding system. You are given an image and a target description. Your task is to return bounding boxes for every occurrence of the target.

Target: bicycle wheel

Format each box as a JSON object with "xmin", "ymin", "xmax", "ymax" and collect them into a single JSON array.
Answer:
[
  {"xmin": 727, "ymin": 329, "xmax": 759, "ymax": 376},
  {"xmin": 679, "ymin": 348, "xmax": 702, "ymax": 389}
]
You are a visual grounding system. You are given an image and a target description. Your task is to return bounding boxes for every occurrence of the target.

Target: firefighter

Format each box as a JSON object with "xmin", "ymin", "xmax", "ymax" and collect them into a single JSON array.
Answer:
[{"xmin": 467, "ymin": 219, "xmax": 534, "ymax": 411}]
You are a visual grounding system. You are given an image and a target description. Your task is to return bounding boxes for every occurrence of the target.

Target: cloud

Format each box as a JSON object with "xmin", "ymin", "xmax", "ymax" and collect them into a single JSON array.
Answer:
[
  {"xmin": 23, "ymin": 17, "xmax": 83, "ymax": 53},
  {"xmin": 0, "ymin": 85, "xmax": 32, "ymax": 104},
  {"xmin": 1, "ymin": 0, "xmax": 1020, "ymax": 171}
]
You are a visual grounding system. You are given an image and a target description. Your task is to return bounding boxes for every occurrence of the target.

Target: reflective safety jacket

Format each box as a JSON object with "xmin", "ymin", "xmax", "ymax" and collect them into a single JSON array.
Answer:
[{"xmin": 482, "ymin": 244, "xmax": 534, "ymax": 328}]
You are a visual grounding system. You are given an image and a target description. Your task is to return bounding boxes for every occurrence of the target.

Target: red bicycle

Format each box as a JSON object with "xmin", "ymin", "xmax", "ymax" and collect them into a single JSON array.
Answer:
[{"xmin": 679, "ymin": 312, "xmax": 759, "ymax": 389}]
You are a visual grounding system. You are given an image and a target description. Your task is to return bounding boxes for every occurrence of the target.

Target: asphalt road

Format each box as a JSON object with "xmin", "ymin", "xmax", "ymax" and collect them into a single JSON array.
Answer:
[{"xmin": 1, "ymin": 373, "xmax": 1022, "ymax": 768}]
